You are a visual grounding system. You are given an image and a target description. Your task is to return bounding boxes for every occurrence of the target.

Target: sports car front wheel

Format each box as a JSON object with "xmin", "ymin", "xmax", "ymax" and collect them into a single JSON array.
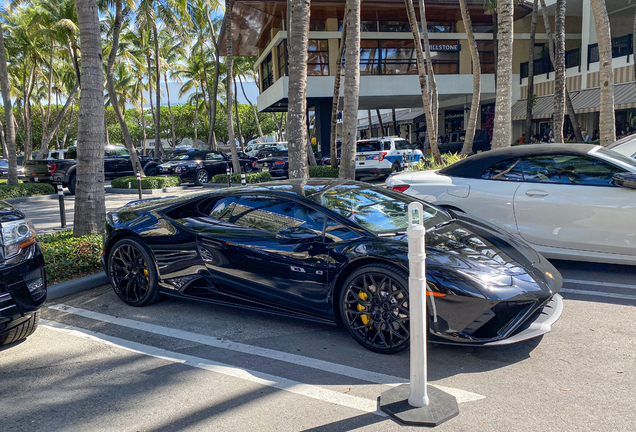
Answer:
[
  {"xmin": 107, "ymin": 238, "xmax": 161, "ymax": 307},
  {"xmin": 340, "ymin": 264, "xmax": 410, "ymax": 354}
]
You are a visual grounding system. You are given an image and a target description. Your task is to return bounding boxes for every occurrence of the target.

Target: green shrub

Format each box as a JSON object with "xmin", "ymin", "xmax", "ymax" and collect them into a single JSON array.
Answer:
[
  {"xmin": 38, "ymin": 231, "xmax": 103, "ymax": 285},
  {"xmin": 0, "ymin": 183, "xmax": 55, "ymax": 200},
  {"xmin": 0, "ymin": 179, "xmax": 23, "ymax": 184},
  {"xmin": 409, "ymin": 153, "xmax": 467, "ymax": 171},
  {"xmin": 309, "ymin": 165, "xmax": 339, "ymax": 178},
  {"xmin": 211, "ymin": 171, "xmax": 273, "ymax": 184},
  {"xmin": 111, "ymin": 175, "xmax": 181, "ymax": 189}
]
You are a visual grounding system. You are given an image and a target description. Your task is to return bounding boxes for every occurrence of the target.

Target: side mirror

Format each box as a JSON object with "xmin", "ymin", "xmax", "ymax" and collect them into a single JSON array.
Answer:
[
  {"xmin": 613, "ymin": 172, "xmax": 636, "ymax": 190},
  {"xmin": 276, "ymin": 226, "xmax": 321, "ymax": 244}
]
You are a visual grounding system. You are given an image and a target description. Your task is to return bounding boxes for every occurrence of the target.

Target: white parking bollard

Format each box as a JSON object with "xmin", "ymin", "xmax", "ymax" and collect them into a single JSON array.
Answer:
[{"xmin": 406, "ymin": 202, "xmax": 428, "ymax": 408}]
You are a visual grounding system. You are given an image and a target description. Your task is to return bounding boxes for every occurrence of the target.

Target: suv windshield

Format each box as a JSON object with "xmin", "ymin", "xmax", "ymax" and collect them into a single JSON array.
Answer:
[
  {"xmin": 356, "ymin": 141, "xmax": 383, "ymax": 152},
  {"xmin": 309, "ymin": 183, "xmax": 450, "ymax": 234}
]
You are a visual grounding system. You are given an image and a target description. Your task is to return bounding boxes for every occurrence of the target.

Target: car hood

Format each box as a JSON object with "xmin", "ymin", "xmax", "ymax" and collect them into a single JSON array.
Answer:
[
  {"xmin": 160, "ymin": 161, "xmax": 197, "ymax": 167},
  {"xmin": 0, "ymin": 201, "xmax": 25, "ymax": 223}
]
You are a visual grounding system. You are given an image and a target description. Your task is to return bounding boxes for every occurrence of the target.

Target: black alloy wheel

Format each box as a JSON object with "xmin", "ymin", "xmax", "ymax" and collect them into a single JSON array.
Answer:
[
  {"xmin": 391, "ymin": 162, "xmax": 402, "ymax": 173},
  {"xmin": 340, "ymin": 264, "xmax": 410, "ymax": 354},
  {"xmin": 107, "ymin": 239, "xmax": 160, "ymax": 307},
  {"xmin": 244, "ymin": 164, "xmax": 254, "ymax": 174},
  {"xmin": 195, "ymin": 169, "xmax": 210, "ymax": 185}
]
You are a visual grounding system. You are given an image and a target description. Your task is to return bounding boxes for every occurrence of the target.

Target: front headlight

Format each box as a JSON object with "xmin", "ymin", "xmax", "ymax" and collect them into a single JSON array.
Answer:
[{"xmin": 1, "ymin": 219, "xmax": 36, "ymax": 259}]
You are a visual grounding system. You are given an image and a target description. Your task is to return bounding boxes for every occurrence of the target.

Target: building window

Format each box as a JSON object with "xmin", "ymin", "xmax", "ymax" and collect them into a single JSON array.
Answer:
[
  {"xmin": 360, "ymin": 40, "xmax": 380, "ymax": 75},
  {"xmin": 381, "ymin": 40, "xmax": 417, "ymax": 75},
  {"xmin": 429, "ymin": 40, "xmax": 459, "ymax": 74},
  {"xmin": 309, "ymin": 20, "xmax": 326, "ymax": 31},
  {"xmin": 379, "ymin": 21, "xmax": 412, "ymax": 32},
  {"xmin": 278, "ymin": 40, "xmax": 288, "ymax": 78},
  {"xmin": 308, "ymin": 39, "xmax": 329, "ymax": 75},
  {"xmin": 477, "ymin": 40, "xmax": 495, "ymax": 74},
  {"xmin": 427, "ymin": 22, "xmax": 455, "ymax": 33},
  {"xmin": 339, "ymin": 20, "xmax": 377, "ymax": 32},
  {"xmin": 261, "ymin": 54, "xmax": 274, "ymax": 91}
]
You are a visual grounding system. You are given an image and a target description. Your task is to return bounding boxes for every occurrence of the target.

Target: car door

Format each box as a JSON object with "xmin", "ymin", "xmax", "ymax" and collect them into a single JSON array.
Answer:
[
  {"xmin": 196, "ymin": 195, "xmax": 331, "ymax": 314},
  {"xmin": 513, "ymin": 154, "xmax": 634, "ymax": 255},
  {"xmin": 203, "ymin": 151, "xmax": 227, "ymax": 176}
]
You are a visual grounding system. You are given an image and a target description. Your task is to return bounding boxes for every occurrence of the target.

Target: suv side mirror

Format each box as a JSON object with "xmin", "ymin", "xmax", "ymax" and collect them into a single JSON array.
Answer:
[
  {"xmin": 276, "ymin": 226, "xmax": 321, "ymax": 244},
  {"xmin": 613, "ymin": 172, "xmax": 636, "ymax": 189}
]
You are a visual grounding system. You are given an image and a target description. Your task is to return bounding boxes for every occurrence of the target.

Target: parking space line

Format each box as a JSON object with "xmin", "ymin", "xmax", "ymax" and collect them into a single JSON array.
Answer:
[
  {"xmin": 41, "ymin": 319, "xmax": 385, "ymax": 416},
  {"xmin": 47, "ymin": 304, "xmax": 485, "ymax": 404},
  {"xmin": 560, "ymin": 288, "xmax": 636, "ymax": 301},
  {"xmin": 563, "ymin": 279, "xmax": 636, "ymax": 291}
]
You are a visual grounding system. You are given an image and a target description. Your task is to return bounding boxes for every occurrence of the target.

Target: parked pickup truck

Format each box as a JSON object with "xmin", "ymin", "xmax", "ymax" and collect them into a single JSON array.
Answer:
[{"xmin": 23, "ymin": 145, "xmax": 159, "ymax": 195}]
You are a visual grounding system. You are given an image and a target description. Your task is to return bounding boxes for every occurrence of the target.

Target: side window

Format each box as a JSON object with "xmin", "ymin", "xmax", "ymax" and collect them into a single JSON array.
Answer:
[
  {"xmin": 206, "ymin": 152, "xmax": 224, "ymax": 161},
  {"xmin": 324, "ymin": 218, "xmax": 361, "ymax": 242},
  {"xmin": 481, "ymin": 158, "xmax": 524, "ymax": 181},
  {"xmin": 67, "ymin": 147, "xmax": 77, "ymax": 159},
  {"xmin": 231, "ymin": 196, "xmax": 325, "ymax": 235},
  {"xmin": 205, "ymin": 196, "xmax": 239, "ymax": 222},
  {"xmin": 395, "ymin": 139, "xmax": 411, "ymax": 150},
  {"xmin": 522, "ymin": 155, "xmax": 626, "ymax": 186}
]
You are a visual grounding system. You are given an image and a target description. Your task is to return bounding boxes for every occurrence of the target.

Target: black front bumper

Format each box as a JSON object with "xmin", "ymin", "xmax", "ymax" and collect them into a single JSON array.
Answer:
[
  {"xmin": 355, "ymin": 167, "xmax": 392, "ymax": 177},
  {"xmin": 0, "ymin": 244, "xmax": 47, "ymax": 335}
]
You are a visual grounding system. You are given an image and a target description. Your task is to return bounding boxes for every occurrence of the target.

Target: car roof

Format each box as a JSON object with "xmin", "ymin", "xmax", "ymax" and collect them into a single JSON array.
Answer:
[
  {"xmin": 215, "ymin": 178, "xmax": 356, "ymax": 198},
  {"xmin": 438, "ymin": 143, "xmax": 601, "ymax": 178}
]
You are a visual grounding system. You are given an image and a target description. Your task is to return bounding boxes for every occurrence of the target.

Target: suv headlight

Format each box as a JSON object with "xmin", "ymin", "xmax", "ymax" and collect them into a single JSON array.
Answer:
[{"xmin": 1, "ymin": 219, "xmax": 36, "ymax": 259}]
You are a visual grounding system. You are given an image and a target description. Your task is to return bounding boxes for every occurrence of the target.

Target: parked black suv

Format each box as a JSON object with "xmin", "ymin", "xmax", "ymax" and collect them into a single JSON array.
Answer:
[
  {"xmin": 0, "ymin": 201, "xmax": 46, "ymax": 347},
  {"xmin": 438, "ymin": 130, "xmax": 491, "ymax": 154},
  {"xmin": 157, "ymin": 150, "xmax": 255, "ymax": 185}
]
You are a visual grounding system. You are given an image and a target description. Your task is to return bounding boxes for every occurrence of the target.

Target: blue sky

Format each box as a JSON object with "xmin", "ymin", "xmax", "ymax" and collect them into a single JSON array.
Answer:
[{"xmin": 137, "ymin": 79, "xmax": 260, "ymax": 109}]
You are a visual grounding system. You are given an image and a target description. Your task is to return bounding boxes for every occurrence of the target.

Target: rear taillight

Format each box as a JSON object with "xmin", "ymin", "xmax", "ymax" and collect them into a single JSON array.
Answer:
[
  {"xmin": 47, "ymin": 163, "xmax": 58, "ymax": 174},
  {"xmin": 391, "ymin": 185, "xmax": 410, "ymax": 193},
  {"xmin": 175, "ymin": 167, "xmax": 182, "ymax": 173},
  {"xmin": 274, "ymin": 161, "xmax": 285, "ymax": 165},
  {"xmin": 378, "ymin": 152, "xmax": 388, "ymax": 161},
  {"xmin": 252, "ymin": 162, "xmax": 258, "ymax": 167}
]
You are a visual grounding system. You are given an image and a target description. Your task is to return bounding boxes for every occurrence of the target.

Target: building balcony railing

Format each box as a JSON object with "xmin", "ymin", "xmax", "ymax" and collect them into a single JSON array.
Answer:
[{"xmin": 520, "ymin": 33, "xmax": 633, "ymax": 81}]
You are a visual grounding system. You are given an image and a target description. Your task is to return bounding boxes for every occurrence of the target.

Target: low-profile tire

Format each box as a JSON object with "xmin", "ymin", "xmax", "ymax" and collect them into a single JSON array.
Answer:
[
  {"xmin": 391, "ymin": 162, "xmax": 402, "ymax": 174},
  {"xmin": 0, "ymin": 311, "xmax": 40, "ymax": 346},
  {"xmin": 194, "ymin": 169, "xmax": 210, "ymax": 186},
  {"xmin": 67, "ymin": 173, "xmax": 76, "ymax": 195},
  {"xmin": 107, "ymin": 238, "xmax": 161, "ymax": 307},
  {"xmin": 340, "ymin": 264, "xmax": 410, "ymax": 354}
]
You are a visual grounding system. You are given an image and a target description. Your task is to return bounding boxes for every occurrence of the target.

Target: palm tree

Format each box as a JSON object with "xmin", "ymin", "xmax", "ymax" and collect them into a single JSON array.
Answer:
[
  {"xmin": 73, "ymin": 0, "xmax": 106, "ymax": 236},
  {"xmin": 590, "ymin": 0, "xmax": 615, "ymax": 145},
  {"xmin": 491, "ymin": 0, "xmax": 513, "ymax": 149},
  {"xmin": 339, "ymin": 0, "xmax": 360, "ymax": 180},
  {"xmin": 0, "ymin": 21, "xmax": 18, "ymax": 184},
  {"xmin": 234, "ymin": 56, "xmax": 264, "ymax": 142},
  {"xmin": 159, "ymin": 29, "xmax": 186, "ymax": 149},
  {"xmin": 552, "ymin": 0, "xmax": 566, "ymax": 143},
  {"xmin": 175, "ymin": 53, "xmax": 206, "ymax": 145},
  {"xmin": 418, "ymin": 0, "xmax": 439, "ymax": 139},
  {"xmin": 330, "ymin": 19, "xmax": 346, "ymax": 169},
  {"xmin": 404, "ymin": 0, "xmax": 441, "ymax": 162},
  {"xmin": 225, "ymin": 0, "xmax": 240, "ymax": 172},
  {"xmin": 459, "ymin": 0, "xmax": 480, "ymax": 155},
  {"xmin": 525, "ymin": 0, "xmax": 538, "ymax": 143}
]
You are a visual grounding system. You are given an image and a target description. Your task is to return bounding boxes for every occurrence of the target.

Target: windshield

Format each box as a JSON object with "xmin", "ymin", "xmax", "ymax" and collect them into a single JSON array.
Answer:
[
  {"xmin": 309, "ymin": 183, "xmax": 450, "ymax": 234},
  {"xmin": 174, "ymin": 154, "xmax": 193, "ymax": 160},
  {"xmin": 595, "ymin": 147, "xmax": 636, "ymax": 171},
  {"xmin": 0, "ymin": 160, "xmax": 7, "ymax": 167}
]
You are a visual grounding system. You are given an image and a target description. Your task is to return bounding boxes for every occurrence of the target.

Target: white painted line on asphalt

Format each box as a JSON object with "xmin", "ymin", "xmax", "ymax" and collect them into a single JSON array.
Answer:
[
  {"xmin": 563, "ymin": 279, "xmax": 636, "ymax": 291},
  {"xmin": 47, "ymin": 304, "xmax": 486, "ymax": 404},
  {"xmin": 41, "ymin": 319, "xmax": 385, "ymax": 416},
  {"xmin": 560, "ymin": 288, "xmax": 636, "ymax": 301}
]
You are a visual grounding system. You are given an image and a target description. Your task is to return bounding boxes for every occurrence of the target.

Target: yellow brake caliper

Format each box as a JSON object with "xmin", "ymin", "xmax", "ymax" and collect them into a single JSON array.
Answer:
[{"xmin": 357, "ymin": 291, "xmax": 369, "ymax": 325}]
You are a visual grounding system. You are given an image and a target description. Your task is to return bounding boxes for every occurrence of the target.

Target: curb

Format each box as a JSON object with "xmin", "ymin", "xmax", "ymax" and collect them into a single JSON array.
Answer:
[
  {"xmin": 105, "ymin": 186, "xmax": 189, "ymax": 194},
  {"xmin": 202, "ymin": 183, "xmax": 244, "ymax": 189},
  {"xmin": 5, "ymin": 192, "xmax": 70, "ymax": 204},
  {"xmin": 47, "ymin": 272, "xmax": 109, "ymax": 300}
]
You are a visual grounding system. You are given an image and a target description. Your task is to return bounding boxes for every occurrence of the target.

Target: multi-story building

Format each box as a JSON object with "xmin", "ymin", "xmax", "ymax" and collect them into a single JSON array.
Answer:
[{"xmin": 225, "ymin": 0, "xmax": 635, "ymax": 155}]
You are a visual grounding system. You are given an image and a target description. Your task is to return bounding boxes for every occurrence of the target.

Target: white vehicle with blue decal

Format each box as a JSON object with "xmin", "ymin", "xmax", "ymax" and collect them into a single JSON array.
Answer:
[{"xmin": 355, "ymin": 137, "xmax": 423, "ymax": 178}]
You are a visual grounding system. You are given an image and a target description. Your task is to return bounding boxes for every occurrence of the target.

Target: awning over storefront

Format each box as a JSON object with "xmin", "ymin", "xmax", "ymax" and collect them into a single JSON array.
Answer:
[
  {"xmin": 512, "ymin": 82, "xmax": 636, "ymax": 121},
  {"xmin": 357, "ymin": 109, "xmax": 425, "ymax": 130}
]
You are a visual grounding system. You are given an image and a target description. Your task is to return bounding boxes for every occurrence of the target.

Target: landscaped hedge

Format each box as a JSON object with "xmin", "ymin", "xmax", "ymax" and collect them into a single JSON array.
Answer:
[
  {"xmin": 309, "ymin": 166, "xmax": 339, "ymax": 178},
  {"xmin": 0, "ymin": 183, "xmax": 55, "ymax": 200},
  {"xmin": 211, "ymin": 171, "xmax": 273, "ymax": 184},
  {"xmin": 409, "ymin": 153, "xmax": 467, "ymax": 171},
  {"xmin": 38, "ymin": 231, "xmax": 103, "ymax": 285},
  {"xmin": 0, "ymin": 179, "xmax": 23, "ymax": 184},
  {"xmin": 111, "ymin": 175, "xmax": 181, "ymax": 189}
]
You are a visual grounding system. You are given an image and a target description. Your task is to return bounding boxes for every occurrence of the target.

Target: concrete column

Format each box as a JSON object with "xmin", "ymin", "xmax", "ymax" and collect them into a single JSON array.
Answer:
[
  {"xmin": 313, "ymin": 99, "xmax": 332, "ymax": 158},
  {"xmin": 580, "ymin": 0, "xmax": 596, "ymax": 89}
]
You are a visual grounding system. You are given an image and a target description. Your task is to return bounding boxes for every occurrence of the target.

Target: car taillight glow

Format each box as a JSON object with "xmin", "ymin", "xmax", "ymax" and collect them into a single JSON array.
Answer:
[
  {"xmin": 274, "ymin": 161, "xmax": 285, "ymax": 165},
  {"xmin": 252, "ymin": 162, "xmax": 258, "ymax": 167},
  {"xmin": 47, "ymin": 163, "xmax": 58, "ymax": 174},
  {"xmin": 391, "ymin": 185, "xmax": 410, "ymax": 193},
  {"xmin": 175, "ymin": 167, "xmax": 182, "ymax": 173},
  {"xmin": 378, "ymin": 152, "xmax": 388, "ymax": 161}
]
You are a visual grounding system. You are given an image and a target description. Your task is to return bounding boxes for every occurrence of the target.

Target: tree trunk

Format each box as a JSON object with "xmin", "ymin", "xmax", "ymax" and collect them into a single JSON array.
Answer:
[
  {"xmin": 339, "ymin": 0, "xmax": 360, "ymax": 180},
  {"xmin": 634, "ymin": 9, "xmax": 636, "ymax": 92},
  {"xmin": 233, "ymin": 81, "xmax": 245, "ymax": 151},
  {"xmin": 273, "ymin": 112, "xmax": 284, "ymax": 142},
  {"xmin": 74, "ymin": 0, "xmax": 106, "ymax": 236},
  {"xmin": 147, "ymin": 55, "xmax": 155, "ymax": 125},
  {"xmin": 525, "ymin": 0, "xmax": 538, "ymax": 143},
  {"xmin": 405, "ymin": 0, "xmax": 442, "ymax": 162},
  {"xmin": 43, "ymin": 41, "xmax": 54, "ymax": 140},
  {"xmin": 540, "ymin": 0, "xmax": 583, "ymax": 142},
  {"xmin": 207, "ymin": 10, "xmax": 223, "ymax": 151},
  {"xmin": 55, "ymin": 90, "xmax": 61, "ymax": 149},
  {"xmin": 287, "ymin": 0, "xmax": 311, "ymax": 179},
  {"xmin": 225, "ymin": 0, "xmax": 240, "ymax": 173},
  {"xmin": 62, "ymin": 101, "xmax": 75, "ymax": 147},
  {"xmin": 152, "ymin": 23, "xmax": 162, "ymax": 158},
  {"xmin": 0, "ymin": 120, "xmax": 7, "ymax": 159},
  {"xmin": 330, "ymin": 19, "xmax": 346, "ymax": 169},
  {"xmin": 419, "ymin": 0, "xmax": 439, "ymax": 138},
  {"xmin": 552, "ymin": 0, "xmax": 566, "ymax": 143},
  {"xmin": 194, "ymin": 90, "xmax": 199, "ymax": 145},
  {"xmin": 392, "ymin": 109, "xmax": 399, "ymax": 136},
  {"xmin": 491, "ymin": 0, "xmax": 513, "ymax": 149},
  {"xmin": 0, "ymin": 22, "xmax": 18, "ymax": 184},
  {"xmin": 198, "ymin": 41, "xmax": 213, "ymax": 146},
  {"xmin": 492, "ymin": 11, "xmax": 498, "ymax": 87},
  {"xmin": 140, "ymin": 83, "xmax": 147, "ymax": 156},
  {"xmin": 305, "ymin": 111, "xmax": 318, "ymax": 166},
  {"xmin": 459, "ymin": 0, "xmax": 481, "ymax": 155},
  {"xmin": 590, "ymin": 0, "xmax": 616, "ymax": 145},
  {"xmin": 376, "ymin": 109, "xmax": 385, "ymax": 137},
  {"xmin": 24, "ymin": 66, "xmax": 36, "ymax": 161},
  {"xmin": 164, "ymin": 72, "xmax": 177, "ymax": 149},
  {"xmin": 238, "ymin": 75, "xmax": 264, "ymax": 141},
  {"xmin": 367, "ymin": 110, "xmax": 373, "ymax": 138},
  {"xmin": 36, "ymin": 81, "xmax": 79, "ymax": 159}
]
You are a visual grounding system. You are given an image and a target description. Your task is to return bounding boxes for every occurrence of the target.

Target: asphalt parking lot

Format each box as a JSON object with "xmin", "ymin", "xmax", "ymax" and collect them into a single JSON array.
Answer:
[{"xmin": 1, "ymin": 258, "xmax": 634, "ymax": 432}]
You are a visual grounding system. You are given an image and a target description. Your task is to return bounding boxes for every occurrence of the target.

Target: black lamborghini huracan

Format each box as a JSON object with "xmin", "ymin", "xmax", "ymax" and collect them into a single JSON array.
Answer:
[{"xmin": 103, "ymin": 179, "xmax": 563, "ymax": 354}]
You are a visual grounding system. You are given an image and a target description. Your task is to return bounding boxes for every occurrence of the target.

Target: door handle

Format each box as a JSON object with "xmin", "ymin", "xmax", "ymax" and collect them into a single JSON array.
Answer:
[{"xmin": 525, "ymin": 189, "xmax": 548, "ymax": 197}]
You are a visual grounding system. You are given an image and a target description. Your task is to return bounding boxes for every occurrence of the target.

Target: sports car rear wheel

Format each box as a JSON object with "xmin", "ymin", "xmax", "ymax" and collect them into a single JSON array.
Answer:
[
  {"xmin": 340, "ymin": 264, "xmax": 410, "ymax": 354},
  {"xmin": 107, "ymin": 238, "xmax": 160, "ymax": 307}
]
